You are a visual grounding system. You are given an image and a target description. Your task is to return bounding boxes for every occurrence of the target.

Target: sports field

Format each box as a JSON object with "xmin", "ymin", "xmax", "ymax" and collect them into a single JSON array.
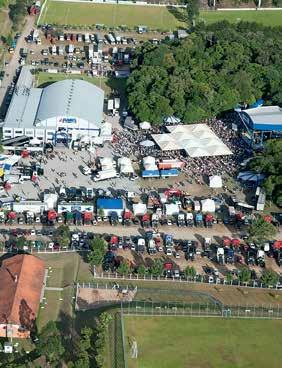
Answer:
[
  {"xmin": 125, "ymin": 316, "xmax": 282, "ymax": 368},
  {"xmin": 41, "ymin": 1, "xmax": 282, "ymax": 29},
  {"xmin": 40, "ymin": 1, "xmax": 185, "ymax": 30}
]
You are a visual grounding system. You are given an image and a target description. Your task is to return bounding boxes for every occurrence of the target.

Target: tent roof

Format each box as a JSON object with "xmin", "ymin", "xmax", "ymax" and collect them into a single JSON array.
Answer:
[
  {"xmin": 140, "ymin": 121, "xmax": 151, "ymax": 129},
  {"xmin": 152, "ymin": 124, "xmax": 232, "ymax": 157}
]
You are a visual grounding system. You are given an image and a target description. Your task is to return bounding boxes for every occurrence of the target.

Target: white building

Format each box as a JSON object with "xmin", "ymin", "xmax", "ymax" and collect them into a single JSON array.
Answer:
[{"xmin": 3, "ymin": 67, "xmax": 104, "ymax": 145}]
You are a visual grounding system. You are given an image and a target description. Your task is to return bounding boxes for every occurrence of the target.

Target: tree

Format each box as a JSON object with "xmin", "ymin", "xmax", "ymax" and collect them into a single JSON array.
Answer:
[
  {"xmin": 87, "ymin": 237, "xmax": 106, "ymax": 267},
  {"xmin": 137, "ymin": 264, "xmax": 148, "ymax": 276},
  {"xmin": 260, "ymin": 269, "xmax": 279, "ymax": 286},
  {"xmin": 251, "ymin": 140, "xmax": 282, "ymax": 207},
  {"xmin": 150, "ymin": 259, "xmax": 163, "ymax": 277},
  {"xmin": 127, "ymin": 23, "xmax": 282, "ymax": 126},
  {"xmin": 186, "ymin": 0, "xmax": 199, "ymax": 27},
  {"xmin": 249, "ymin": 216, "xmax": 277, "ymax": 244},
  {"xmin": 36, "ymin": 321, "xmax": 65, "ymax": 364},
  {"xmin": 238, "ymin": 268, "xmax": 251, "ymax": 283},
  {"xmin": 226, "ymin": 272, "xmax": 233, "ymax": 284},
  {"xmin": 117, "ymin": 260, "xmax": 131, "ymax": 275},
  {"xmin": 184, "ymin": 266, "xmax": 196, "ymax": 278},
  {"xmin": 15, "ymin": 236, "xmax": 26, "ymax": 250},
  {"xmin": 55, "ymin": 224, "xmax": 71, "ymax": 248}
]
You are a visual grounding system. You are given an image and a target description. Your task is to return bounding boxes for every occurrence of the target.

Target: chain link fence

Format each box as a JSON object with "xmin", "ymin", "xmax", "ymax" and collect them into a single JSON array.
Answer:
[{"xmin": 121, "ymin": 300, "xmax": 282, "ymax": 319}]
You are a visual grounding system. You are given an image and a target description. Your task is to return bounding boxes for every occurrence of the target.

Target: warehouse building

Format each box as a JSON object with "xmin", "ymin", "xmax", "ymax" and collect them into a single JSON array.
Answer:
[{"xmin": 3, "ymin": 67, "xmax": 104, "ymax": 144}]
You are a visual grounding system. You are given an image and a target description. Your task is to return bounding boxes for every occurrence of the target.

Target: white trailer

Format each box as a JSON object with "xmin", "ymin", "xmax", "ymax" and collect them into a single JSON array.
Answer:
[
  {"xmin": 256, "ymin": 190, "xmax": 266, "ymax": 211},
  {"xmin": 84, "ymin": 33, "xmax": 90, "ymax": 43},
  {"xmin": 107, "ymin": 99, "xmax": 114, "ymax": 113},
  {"xmin": 114, "ymin": 97, "xmax": 120, "ymax": 110},
  {"xmin": 88, "ymin": 44, "xmax": 94, "ymax": 59},
  {"xmin": 94, "ymin": 169, "xmax": 119, "ymax": 182},
  {"xmin": 58, "ymin": 45, "xmax": 64, "ymax": 55},
  {"xmin": 51, "ymin": 44, "xmax": 57, "ymax": 55}
]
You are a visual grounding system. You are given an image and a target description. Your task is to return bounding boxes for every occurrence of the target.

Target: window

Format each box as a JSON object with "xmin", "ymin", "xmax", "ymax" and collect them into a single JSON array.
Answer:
[{"xmin": 4, "ymin": 129, "xmax": 12, "ymax": 133}]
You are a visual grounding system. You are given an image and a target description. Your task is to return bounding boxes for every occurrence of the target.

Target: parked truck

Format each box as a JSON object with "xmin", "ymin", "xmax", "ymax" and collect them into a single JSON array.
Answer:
[
  {"xmin": 94, "ymin": 169, "xmax": 119, "ymax": 182},
  {"xmin": 195, "ymin": 213, "xmax": 203, "ymax": 227},
  {"xmin": 186, "ymin": 212, "xmax": 194, "ymax": 227},
  {"xmin": 148, "ymin": 239, "xmax": 157, "ymax": 255},
  {"xmin": 177, "ymin": 213, "xmax": 186, "ymax": 227}
]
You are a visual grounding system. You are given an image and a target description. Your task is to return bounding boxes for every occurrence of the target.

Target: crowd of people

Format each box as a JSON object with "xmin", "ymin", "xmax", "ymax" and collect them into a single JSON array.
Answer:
[{"xmin": 111, "ymin": 113, "xmax": 250, "ymax": 182}]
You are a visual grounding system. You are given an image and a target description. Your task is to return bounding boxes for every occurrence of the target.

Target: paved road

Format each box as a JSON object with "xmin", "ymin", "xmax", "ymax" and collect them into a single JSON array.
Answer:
[
  {"xmin": 1, "ymin": 223, "xmax": 281, "ymax": 240},
  {"xmin": 0, "ymin": 15, "xmax": 35, "ymax": 117}
]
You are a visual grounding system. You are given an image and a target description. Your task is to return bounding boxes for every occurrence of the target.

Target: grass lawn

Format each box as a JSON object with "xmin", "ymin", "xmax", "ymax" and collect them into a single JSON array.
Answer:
[
  {"xmin": 41, "ymin": 1, "xmax": 185, "ymax": 30},
  {"xmin": 35, "ymin": 72, "xmax": 127, "ymax": 100},
  {"xmin": 41, "ymin": 1, "xmax": 282, "ymax": 29},
  {"xmin": 201, "ymin": 10, "xmax": 282, "ymax": 27},
  {"xmin": 125, "ymin": 316, "xmax": 282, "ymax": 368}
]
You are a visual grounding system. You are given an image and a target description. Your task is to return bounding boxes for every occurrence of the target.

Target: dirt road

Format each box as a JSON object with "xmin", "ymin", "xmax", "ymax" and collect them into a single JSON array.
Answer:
[{"xmin": 0, "ymin": 15, "xmax": 35, "ymax": 117}]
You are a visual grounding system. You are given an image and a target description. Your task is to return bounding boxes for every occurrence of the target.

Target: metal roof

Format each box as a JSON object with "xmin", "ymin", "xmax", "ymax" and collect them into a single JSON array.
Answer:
[
  {"xmin": 241, "ymin": 106, "xmax": 282, "ymax": 131},
  {"xmin": 96, "ymin": 198, "xmax": 123, "ymax": 210},
  {"xmin": 4, "ymin": 87, "xmax": 42, "ymax": 129},
  {"xmin": 35, "ymin": 79, "xmax": 104, "ymax": 127}
]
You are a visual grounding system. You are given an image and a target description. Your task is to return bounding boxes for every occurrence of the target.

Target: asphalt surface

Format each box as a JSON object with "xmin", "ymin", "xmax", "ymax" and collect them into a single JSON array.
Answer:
[
  {"xmin": 0, "ymin": 15, "xmax": 35, "ymax": 117},
  {"xmin": 1, "ymin": 223, "xmax": 281, "ymax": 240}
]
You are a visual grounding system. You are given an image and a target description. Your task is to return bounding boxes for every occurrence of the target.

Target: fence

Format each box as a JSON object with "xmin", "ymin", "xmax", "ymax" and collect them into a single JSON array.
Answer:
[
  {"xmin": 121, "ymin": 300, "xmax": 282, "ymax": 319},
  {"xmin": 94, "ymin": 272, "xmax": 282, "ymax": 291}
]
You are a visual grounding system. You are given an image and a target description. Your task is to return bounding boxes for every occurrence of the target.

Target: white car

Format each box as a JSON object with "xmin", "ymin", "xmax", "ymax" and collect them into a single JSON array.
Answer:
[
  {"xmin": 82, "ymin": 166, "xmax": 91, "ymax": 175},
  {"xmin": 48, "ymin": 242, "xmax": 54, "ymax": 249},
  {"xmin": 175, "ymin": 252, "xmax": 180, "ymax": 259},
  {"xmin": 174, "ymin": 270, "xmax": 180, "ymax": 278},
  {"xmin": 166, "ymin": 248, "xmax": 173, "ymax": 256},
  {"xmin": 208, "ymin": 275, "xmax": 214, "ymax": 284},
  {"xmin": 30, "ymin": 229, "xmax": 36, "ymax": 236}
]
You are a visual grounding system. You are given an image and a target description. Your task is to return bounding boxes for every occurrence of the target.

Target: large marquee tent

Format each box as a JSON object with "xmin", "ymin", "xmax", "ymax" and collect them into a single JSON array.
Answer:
[{"xmin": 152, "ymin": 124, "xmax": 232, "ymax": 157}]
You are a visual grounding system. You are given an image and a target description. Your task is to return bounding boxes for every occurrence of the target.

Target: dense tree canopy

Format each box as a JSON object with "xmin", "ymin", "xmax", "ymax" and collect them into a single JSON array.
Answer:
[
  {"xmin": 251, "ymin": 140, "xmax": 282, "ymax": 206},
  {"xmin": 127, "ymin": 22, "xmax": 282, "ymax": 125}
]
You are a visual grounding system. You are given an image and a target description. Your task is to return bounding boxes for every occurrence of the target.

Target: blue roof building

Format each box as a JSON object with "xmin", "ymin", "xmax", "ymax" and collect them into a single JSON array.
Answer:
[
  {"xmin": 96, "ymin": 198, "xmax": 124, "ymax": 216},
  {"xmin": 238, "ymin": 106, "xmax": 282, "ymax": 148}
]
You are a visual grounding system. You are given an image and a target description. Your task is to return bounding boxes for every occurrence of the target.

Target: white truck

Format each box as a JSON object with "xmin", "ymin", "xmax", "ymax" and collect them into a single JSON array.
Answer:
[
  {"xmin": 58, "ymin": 45, "xmax": 64, "ymax": 56},
  {"xmin": 88, "ymin": 44, "xmax": 94, "ymax": 60},
  {"xmin": 94, "ymin": 169, "xmax": 119, "ymax": 182},
  {"xmin": 107, "ymin": 99, "xmax": 114, "ymax": 114},
  {"xmin": 114, "ymin": 97, "xmax": 120, "ymax": 111},
  {"xmin": 84, "ymin": 33, "xmax": 90, "ymax": 43},
  {"xmin": 186, "ymin": 212, "xmax": 194, "ymax": 227},
  {"xmin": 51, "ymin": 44, "xmax": 57, "ymax": 55}
]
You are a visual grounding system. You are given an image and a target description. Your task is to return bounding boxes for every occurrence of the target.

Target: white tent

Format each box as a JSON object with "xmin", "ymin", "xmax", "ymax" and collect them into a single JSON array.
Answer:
[
  {"xmin": 140, "ymin": 121, "xmax": 151, "ymax": 130},
  {"xmin": 152, "ymin": 124, "xmax": 232, "ymax": 157},
  {"xmin": 143, "ymin": 156, "xmax": 158, "ymax": 171},
  {"xmin": 118, "ymin": 157, "xmax": 134, "ymax": 174},
  {"xmin": 99, "ymin": 157, "xmax": 114, "ymax": 170},
  {"xmin": 201, "ymin": 199, "xmax": 216, "ymax": 213},
  {"xmin": 165, "ymin": 203, "xmax": 180, "ymax": 216},
  {"xmin": 164, "ymin": 116, "xmax": 181, "ymax": 124},
  {"xmin": 43, "ymin": 193, "xmax": 58, "ymax": 210},
  {"xmin": 133, "ymin": 203, "xmax": 147, "ymax": 216},
  {"xmin": 209, "ymin": 175, "xmax": 223, "ymax": 188}
]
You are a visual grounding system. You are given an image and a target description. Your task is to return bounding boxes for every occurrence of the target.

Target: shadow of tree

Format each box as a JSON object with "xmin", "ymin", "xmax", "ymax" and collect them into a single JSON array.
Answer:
[{"xmin": 167, "ymin": 6, "xmax": 188, "ymax": 24}]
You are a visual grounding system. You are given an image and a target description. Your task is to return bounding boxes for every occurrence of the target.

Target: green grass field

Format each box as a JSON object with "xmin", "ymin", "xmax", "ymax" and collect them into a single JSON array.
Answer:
[
  {"xmin": 41, "ymin": 1, "xmax": 282, "ymax": 29},
  {"xmin": 41, "ymin": 1, "xmax": 185, "ymax": 30},
  {"xmin": 201, "ymin": 10, "xmax": 282, "ymax": 27},
  {"xmin": 125, "ymin": 316, "xmax": 282, "ymax": 368}
]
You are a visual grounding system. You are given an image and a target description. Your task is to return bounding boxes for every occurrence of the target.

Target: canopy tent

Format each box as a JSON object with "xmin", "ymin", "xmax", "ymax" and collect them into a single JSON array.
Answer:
[
  {"xmin": 99, "ymin": 157, "xmax": 114, "ymax": 170},
  {"xmin": 140, "ymin": 121, "xmax": 151, "ymax": 130},
  {"xmin": 165, "ymin": 203, "xmax": 180, "ymax": 216},
  {"xmin": 143, "ymin": 156, "xmax": 158, "ymax": 171},
  {"xmin": 201, "ymin": 199, "xmax": 216, "ymax": 213},
  {"xmin": 209, "ymin": 175, "xmax": 223, "ymax": 188},
  {"xmin": 133, "ymin": 203, "xmax": 147, "ymax": 216},
  {"xmin": 152, "ymin": 124, "xmax": 232, "ymax": 157},
  {"xmin": 140, "ymin": 140, "xmax": 155, "ymax": 147},
  {"xmin": 118, "ymin": 157, "xmax": 134, "ymax": 174},
  {"xmin": 164, "ymin": 116, "xmax": 181, "ymax": 124}
]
